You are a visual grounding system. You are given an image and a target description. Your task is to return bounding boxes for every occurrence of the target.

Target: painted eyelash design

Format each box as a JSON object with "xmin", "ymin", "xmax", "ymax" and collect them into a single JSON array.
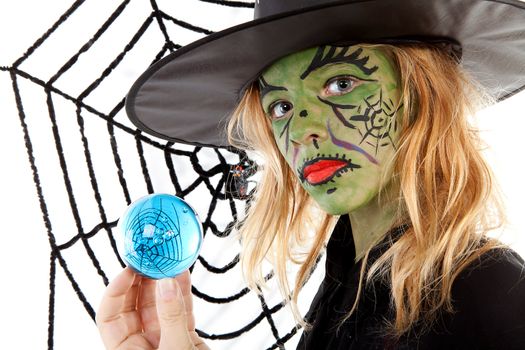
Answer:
[{"xmin": 300, "ymin": 46, "xmax": 378, "ymax": 80}]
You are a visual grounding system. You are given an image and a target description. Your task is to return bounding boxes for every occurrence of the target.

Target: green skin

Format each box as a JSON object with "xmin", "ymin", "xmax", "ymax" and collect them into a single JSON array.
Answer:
[{"xmin": 260, "ymin": 45, "xmax": 403, "ymax": 260}]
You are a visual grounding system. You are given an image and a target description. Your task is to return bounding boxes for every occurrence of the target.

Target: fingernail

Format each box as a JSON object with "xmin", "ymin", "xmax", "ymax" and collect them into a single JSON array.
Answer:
[{"xmin": 159, "ymin": 278, "xmax": 180, "ymax": 301}]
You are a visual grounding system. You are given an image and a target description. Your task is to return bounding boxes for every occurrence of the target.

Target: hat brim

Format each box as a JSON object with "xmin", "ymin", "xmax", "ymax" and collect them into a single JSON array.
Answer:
[{"xmin": 126, "ymin": 0, "xmax": 525, "ymax": 148}]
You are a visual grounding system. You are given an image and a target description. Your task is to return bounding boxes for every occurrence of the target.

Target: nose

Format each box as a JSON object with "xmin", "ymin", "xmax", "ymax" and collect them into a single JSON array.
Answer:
[{"xmin": 289, "ymin": 110, "xmax": 328, "ymax": 146}]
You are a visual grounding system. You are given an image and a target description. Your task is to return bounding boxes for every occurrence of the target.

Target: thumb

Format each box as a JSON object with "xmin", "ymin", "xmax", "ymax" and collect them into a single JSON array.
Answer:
[{"xmin": 156, "ymin": 278, "xmax": 195, "ymax": 350}]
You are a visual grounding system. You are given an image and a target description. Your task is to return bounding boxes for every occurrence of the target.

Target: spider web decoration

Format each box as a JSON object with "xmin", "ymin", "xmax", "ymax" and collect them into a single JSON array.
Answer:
[{"xmin": 0, "ymin": 1, "xmax": 325, "ymax": 349}]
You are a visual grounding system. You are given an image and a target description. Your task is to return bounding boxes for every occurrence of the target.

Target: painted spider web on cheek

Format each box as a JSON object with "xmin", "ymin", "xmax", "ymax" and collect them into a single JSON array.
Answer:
[
  {"xmin": 1, "ymin": 1, "xmax": 324, "ymax": 349},
  {"xmin": 355, "ymin": 89, "xmax": 402, "ymax": 153}
]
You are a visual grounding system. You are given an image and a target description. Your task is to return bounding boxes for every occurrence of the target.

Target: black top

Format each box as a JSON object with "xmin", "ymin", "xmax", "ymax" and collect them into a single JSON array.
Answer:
[{"xmin": 297, "ymin": 215, "xmax": 525, "ymax": 349}]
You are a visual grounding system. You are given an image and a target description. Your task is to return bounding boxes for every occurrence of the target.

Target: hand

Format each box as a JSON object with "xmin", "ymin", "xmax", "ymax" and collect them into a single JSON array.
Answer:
[{"xmin": 96, "ymin": 267, "xmax": 210, "ymax": 350}]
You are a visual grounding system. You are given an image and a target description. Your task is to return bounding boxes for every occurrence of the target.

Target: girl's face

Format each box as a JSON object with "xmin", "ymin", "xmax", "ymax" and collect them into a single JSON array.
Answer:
[{"xmin": 259, "ymin": 45, "xmax": 402, "ymax": 215}]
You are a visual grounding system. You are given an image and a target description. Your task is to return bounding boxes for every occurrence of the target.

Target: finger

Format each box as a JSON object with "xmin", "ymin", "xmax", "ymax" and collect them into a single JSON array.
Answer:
[
  {"xmin": 175, "ymin": 270, "xmax": 195, "ymax": 330},
  {"xmin": 97, "ymin": 268, "xmax": 142, "ymax": 350},
  {"xmin": 174, "ymin": 270, "xmax": 192, "ymax": 295},
  {"xmin": 97, "ymin": 267, "xmax": 139, "ymax": 324},
  {"xmin": 156, "ymin": 278, "xmax": 195, "ymax": 350},
  {"xmin": 138, "ymin": 277, "xmax": 160, "ymax": 347}
]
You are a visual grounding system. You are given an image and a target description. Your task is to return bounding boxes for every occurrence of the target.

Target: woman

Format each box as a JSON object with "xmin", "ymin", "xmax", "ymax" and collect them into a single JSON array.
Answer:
[{"xmin": 97, "ymin": 1, "xmax": 525, "ymax": 349}]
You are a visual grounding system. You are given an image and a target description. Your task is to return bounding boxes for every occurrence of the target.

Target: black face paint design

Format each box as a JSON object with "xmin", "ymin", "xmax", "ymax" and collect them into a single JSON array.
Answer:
[
  {"xmin": 297, "ymin": 46, "xmax": 403, "ymax": 155},
  {"xmin": 304, "ymin": 47, "xmax": 399, "ymax": 154},
  {"xmin": 319, "ymin": 89, "xmax": 403, "ymax": 154},
  {"xmin": 300, "ymin": 46, "xmax": 379, "ymax": 80},
  {"xmin": 278, "ymin": 112, "xmax": 294, "ymax": 154},
  {"xmin": 353, "ymin": 89, "xmax": 404, "ymax": 153},
  {"xmin": 259, "ymin": 76, "xmax": 287, "ymax": 100}
]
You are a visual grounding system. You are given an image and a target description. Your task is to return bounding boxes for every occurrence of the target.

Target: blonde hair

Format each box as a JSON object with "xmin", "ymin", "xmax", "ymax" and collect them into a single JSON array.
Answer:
[{"xmin": 227, "ymin": 43, "xmax": 508, "ymax": 339}]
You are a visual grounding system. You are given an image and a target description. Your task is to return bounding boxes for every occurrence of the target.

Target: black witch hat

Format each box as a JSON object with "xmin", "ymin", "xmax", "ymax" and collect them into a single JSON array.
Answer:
[{"xmin": 126, "ymin": 0, "xmax": 525, "ymax": 148}]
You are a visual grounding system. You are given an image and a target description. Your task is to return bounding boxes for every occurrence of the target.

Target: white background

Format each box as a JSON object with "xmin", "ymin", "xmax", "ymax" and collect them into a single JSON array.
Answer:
[{"xmin": 0, "ymin": 1, "xmax": 524, "ymax": 349}]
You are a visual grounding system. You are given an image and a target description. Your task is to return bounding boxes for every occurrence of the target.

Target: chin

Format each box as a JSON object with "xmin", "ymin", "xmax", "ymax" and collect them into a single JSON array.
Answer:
[
  {"xmin": 313, "ymin": 189, "xmax": 373, "ymax": 216},
  {"xmin": 321, "ymin": 205, "xmax": 358, "ymax": 216},
  {"xmin": 316, "ymin": 198, "xmax": 356, "ymax": 216}
]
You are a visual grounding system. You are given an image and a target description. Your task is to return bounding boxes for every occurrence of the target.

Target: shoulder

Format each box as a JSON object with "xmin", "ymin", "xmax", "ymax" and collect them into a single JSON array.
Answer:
[
  {"xmin": 453, "ymin": 247, "xmax": 525, "ymax": 300},
  {"xmin": 454, "ymin": 246, "xmax": 524, "ymax": 287},
  {"xmin": 449, "ymin": 247, "xmax": 525, "ymax": 348}
]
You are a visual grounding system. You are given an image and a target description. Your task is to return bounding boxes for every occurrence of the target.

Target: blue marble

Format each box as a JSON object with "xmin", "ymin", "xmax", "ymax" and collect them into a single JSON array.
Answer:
[{"xmin": 117, "ymin": 193, "xmax": 203, "ymax": 279}]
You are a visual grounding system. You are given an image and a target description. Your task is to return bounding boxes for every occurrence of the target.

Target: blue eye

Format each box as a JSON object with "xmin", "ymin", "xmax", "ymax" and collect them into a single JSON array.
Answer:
[
  {"xmin": 269, "ymin": 101, "xmax": 293, "ymax": 119},
  {"xmin": 325, "ymin": 76, "xmax": 355, "ymax": 96}
]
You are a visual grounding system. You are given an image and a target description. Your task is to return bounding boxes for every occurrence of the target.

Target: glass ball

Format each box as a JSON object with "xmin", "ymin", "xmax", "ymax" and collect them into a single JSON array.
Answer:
[{"xmin": 117, "ymin": 193, "xmax": 203, "ymax": 279}]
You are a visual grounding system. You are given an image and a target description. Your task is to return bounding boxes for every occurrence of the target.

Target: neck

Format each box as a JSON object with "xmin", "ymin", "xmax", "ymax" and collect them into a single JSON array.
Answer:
[{"xmin": 348, "ymin": 179, "xmax": 403, "ymax": 262}]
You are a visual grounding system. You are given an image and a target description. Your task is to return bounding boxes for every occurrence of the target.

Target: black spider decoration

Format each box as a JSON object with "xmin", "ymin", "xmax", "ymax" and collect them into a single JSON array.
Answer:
[{"xmin": 226, "ymin": 159, "xmax": 258, "ymax": 199}]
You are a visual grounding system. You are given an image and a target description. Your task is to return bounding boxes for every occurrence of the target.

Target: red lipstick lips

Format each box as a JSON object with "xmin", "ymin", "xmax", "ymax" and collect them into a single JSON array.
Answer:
[{"xmin": 303, "ymin": 159, "xmax": 349, "ymax": 185}]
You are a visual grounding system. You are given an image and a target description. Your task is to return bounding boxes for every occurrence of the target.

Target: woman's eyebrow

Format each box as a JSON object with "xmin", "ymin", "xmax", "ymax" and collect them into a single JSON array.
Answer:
[
  {"xmin": 259, "ymin": 76, "xmax": 288, "ymax": 100},
  {"xmin": 300, "ymin": 46, "xmax": 378, "ymax": 80}
]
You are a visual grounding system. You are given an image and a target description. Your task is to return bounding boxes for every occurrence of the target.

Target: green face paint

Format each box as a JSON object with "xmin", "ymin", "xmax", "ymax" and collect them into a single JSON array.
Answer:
[{"xmin": 260, "ymin": 45, "xmax": 402, "ymax": 215}]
